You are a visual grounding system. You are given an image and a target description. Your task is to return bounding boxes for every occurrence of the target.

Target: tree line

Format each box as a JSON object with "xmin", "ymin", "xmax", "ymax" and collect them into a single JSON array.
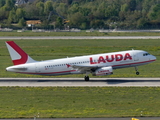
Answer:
[{"xmin": 0, "ymin": 0, "xmax": 160, "ymax": 29}]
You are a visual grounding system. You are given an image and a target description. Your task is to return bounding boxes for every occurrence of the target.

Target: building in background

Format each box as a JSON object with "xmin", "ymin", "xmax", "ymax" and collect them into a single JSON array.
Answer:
[
  {"xmin": 15, "ymin": 0, "xmax": 26, "ymax": 6},
  {"xmin": 15, "ymin": 0, "xmax": 35, "ymax": 6}
]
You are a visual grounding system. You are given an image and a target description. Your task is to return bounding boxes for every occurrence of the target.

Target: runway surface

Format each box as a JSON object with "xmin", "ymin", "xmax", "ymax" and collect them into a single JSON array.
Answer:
[
  {"xmin": 0, "ymin": 78, "xmax": 160, "ymax": 87},
  {"xmin": 0, "ymin": 36, "xmax": 160, "ymax": 39}
]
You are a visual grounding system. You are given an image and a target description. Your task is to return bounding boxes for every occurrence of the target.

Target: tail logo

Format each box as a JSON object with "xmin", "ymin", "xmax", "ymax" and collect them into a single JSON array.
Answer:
[{"xmin": 6, "ymin": 41, "xmax": 28, "ymax": 65}]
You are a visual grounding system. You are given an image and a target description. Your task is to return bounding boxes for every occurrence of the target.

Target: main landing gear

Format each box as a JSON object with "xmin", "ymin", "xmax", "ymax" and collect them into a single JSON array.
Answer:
[
  {"xmin": 135, "ymin": 66, "xmax": 140, "ymax": 75},
  {"xmin": 84, "ymin": 72, "xmax": 90, "ymax": 81},
  {"xmin": 84, "ymin": 76, "xmax": 89, "ymax": 81}
]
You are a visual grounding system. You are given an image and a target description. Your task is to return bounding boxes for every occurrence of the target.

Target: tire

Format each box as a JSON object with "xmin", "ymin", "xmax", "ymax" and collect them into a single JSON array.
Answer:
[
  {"xmin": 85, "ymin": 76, "xmax": 89, "ymax": 81},
  {"xmin": 136, "ymin": 72, "xmax": 139, "ymax": 75}
]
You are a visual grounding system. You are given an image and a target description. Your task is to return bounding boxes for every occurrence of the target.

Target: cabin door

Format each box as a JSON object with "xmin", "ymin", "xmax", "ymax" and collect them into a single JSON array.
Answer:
[
  {"xmin": 35, "ymin": 63, "xmax": 41, "ymax": 73},
  {"xmin": 134, "ymin": 52, "xmax": 139, "ymax": 61}
]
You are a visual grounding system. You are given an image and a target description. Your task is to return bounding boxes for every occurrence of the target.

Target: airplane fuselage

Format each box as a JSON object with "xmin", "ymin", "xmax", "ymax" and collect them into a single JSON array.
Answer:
[{"xmin": 6, "ymin": 50, "xmax": 156, "ymax": 76}]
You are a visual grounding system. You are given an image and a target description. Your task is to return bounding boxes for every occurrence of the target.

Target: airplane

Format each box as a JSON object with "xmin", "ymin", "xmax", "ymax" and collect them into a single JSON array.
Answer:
[{"xmin": 5, "ymin": 41, "xmax": 156, "ymax": 81}]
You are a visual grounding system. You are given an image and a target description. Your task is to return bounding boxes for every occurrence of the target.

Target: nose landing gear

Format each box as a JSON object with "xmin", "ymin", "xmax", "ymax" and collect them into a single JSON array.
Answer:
[
  {"xmin": 136, "ymin": 71, "xmax": 139, "ymax": 75},
  {"xmin": 135, "ymin": 66, "xmax": 140, "ymax": 75}
]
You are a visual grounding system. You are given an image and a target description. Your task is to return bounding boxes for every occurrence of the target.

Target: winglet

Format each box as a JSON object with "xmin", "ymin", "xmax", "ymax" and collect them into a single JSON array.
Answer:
[{"xmin": 5, "ymin": 41, "xmax": 36, "ymax": 65}]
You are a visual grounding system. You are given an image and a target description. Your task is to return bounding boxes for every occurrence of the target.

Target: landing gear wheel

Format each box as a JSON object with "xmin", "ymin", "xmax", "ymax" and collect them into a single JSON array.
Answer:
[
  {"xmin": 136, "ymin": 72, "xmax": 139, "ymax": 75},
  {"xmin": 84, "ymin": 76, "xmax": 89, "ymax": 81},
  {"xmin": 135, "ymin": 66, "xmax": 139, "ymax": 75}
]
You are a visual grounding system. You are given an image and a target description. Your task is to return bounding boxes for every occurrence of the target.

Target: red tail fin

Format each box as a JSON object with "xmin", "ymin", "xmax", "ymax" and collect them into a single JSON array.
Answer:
[{"xmin": 6, "ymin": 41, "xmax": 36, "ymax": 65}]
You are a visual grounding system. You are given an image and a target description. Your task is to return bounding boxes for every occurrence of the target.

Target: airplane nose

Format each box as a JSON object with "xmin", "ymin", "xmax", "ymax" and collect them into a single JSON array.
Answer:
[{"xmin": 152, "ymin": 55, "xmax": 156, "ymax": 61}]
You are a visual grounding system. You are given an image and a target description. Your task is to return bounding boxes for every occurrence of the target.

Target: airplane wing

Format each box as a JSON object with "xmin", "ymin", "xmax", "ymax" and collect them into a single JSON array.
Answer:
[{"xmin": 69, "ymin": 64, "xmax": 99, "ymax": 73}]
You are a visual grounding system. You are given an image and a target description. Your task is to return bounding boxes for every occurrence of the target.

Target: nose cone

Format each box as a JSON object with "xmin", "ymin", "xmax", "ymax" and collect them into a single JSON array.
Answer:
[{"xmin": 151, "ymin": 55, "xmax": 156, "ymax": 61}]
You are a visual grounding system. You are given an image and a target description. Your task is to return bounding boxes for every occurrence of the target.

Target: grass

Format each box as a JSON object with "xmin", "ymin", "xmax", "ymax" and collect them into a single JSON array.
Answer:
[
  {"xmin": 0, "ymin": 87, "xmax": 160, "ymax": 118},
  {"xmin": 0, "ymin": 39, "xmax": 159, "ymax": 78},
  {"xmin": 0, "ymin": 31, "xmax": 160, "ymax": 36}
]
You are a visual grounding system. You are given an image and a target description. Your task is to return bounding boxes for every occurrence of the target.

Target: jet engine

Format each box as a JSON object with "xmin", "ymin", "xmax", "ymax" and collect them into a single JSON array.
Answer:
[{"xmin": 92, "ymin": 66, "xmax": 113, "ymax": 76}]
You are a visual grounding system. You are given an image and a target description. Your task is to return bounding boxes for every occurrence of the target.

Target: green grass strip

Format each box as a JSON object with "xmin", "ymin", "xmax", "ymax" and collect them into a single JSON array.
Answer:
[{"xmin": 0, "ymin": 87, "xmax": 160, "ymax": 118}]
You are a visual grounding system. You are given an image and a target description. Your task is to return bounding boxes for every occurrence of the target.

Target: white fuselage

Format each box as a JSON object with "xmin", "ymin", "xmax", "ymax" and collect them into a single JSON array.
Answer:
[{"xmin": 6, "ymin": 50, "xmax": 156, "ymax": 76}]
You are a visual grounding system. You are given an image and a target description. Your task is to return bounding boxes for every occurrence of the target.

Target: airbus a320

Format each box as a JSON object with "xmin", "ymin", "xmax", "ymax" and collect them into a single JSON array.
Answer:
[{"xmin": 6, "ymin": 41, "xmax": 156, "ymax": 81}]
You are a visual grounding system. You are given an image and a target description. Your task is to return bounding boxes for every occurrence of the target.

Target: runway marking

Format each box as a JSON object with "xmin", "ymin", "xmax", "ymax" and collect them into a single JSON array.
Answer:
[{"xmin": 0, "ymin": 78, "xmax": 160, "ymax": 87}]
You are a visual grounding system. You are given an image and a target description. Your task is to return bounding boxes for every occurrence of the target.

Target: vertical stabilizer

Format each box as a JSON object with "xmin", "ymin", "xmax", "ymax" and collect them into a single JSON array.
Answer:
[{"xmin": 6, "ymin": 41, "xmax": 36, "ymax": 65}]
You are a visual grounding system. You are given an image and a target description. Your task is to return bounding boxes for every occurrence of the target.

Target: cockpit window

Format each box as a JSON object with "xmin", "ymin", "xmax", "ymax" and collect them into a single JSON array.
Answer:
[{"xmin": 143, "ymin": 53, "xmax": 150, "ymax": 56}]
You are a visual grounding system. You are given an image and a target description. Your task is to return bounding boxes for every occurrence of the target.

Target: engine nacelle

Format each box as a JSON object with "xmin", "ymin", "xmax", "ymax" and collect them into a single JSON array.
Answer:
[{"xmin": 92, "ymin": 66, "xmax": 113, "ymax": 76}]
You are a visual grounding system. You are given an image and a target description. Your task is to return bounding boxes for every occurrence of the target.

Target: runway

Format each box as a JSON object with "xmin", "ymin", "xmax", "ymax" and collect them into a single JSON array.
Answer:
[
  {"xmin": 0, "ymin": 78, "xmax": 160, "ymax": 87},
  {"xmin": 0, "ymin": 36, "xmax": 160, "ymax": 39}
]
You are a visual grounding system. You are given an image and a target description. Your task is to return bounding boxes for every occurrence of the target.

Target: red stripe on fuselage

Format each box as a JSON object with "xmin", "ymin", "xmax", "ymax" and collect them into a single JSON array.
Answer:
[{"xmin": 7, "ymin": 41, "xmax": 28, "ymax": 65}]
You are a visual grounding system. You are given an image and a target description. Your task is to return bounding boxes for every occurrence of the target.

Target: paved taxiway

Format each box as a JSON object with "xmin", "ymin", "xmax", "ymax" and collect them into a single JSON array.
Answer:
[
  {"xmin": 0, "ymin": 36, "xmax": 160, "ymax": 40},
  {"xmin": 0, "ymin": 78, "xmax": 160, "ymax": 87}
]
